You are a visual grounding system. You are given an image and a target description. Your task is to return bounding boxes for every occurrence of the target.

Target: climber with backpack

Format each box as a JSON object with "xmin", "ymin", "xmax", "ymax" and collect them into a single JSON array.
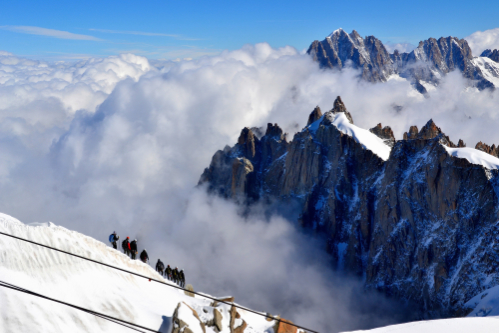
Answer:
[
  {"xmin": 140, "ymin": 249, "xmax": 149, "ymax": 263},
  {"xmin": 179, "ymin": 269, "xmax": 185, "ymax": 288},
  {"xmin": 130, "ymin": 239, "xmax": 138, "ymax": 259},
  {"xmin": 156, "ymin": 259, "xmax": 165, "ymax": 275},
  {"xmin": 172, "ymin": 267, "xmax": 179, "ymax": 284},
  {"xmin": 109, "ymin": 231, "xmax": 120, "ymax": 250},
  {"xmin": 122, "ymin": 237, "xmax": 131, "ymax": 257},
  {"xmin": 165, "ymin": 265, "xmax": 172, "ymax": 280}
]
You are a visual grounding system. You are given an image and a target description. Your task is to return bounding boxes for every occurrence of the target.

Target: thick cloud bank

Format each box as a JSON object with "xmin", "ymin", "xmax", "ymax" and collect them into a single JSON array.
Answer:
[
  {"xmin": 2, "ymin": 42, "xmax": 499, "ymax": 331},
  {"xmin": 465, "ymin": 28, "xmax": 499, "ymax": 55}
]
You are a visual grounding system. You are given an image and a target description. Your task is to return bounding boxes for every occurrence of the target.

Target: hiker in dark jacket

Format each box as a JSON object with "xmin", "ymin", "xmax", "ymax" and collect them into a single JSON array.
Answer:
[
  {"xmin": 140, "ymin": 249, "xmax": 149, "ymax": 263},
  {"xmin": 156, "ymin": 259, "xmax": 165, "ymax": 275},
  {"xmin": 165, "ymin": 265, "xmax": 172, "ymax": 280},
  {"xmin": 130, "ymin": 239, "xmax": 138, "ymax": 259},
  {"xmin": 179, "ymin": 269, "xmax": 185, "ymax": 287},
  {"xmin": 122, "ymin": 237, "xmax": 131, "ymax": 257},
  {"xmin": 172, "ymin": 267, "xmax": 179, "ymax": 284},
  {"xmin": 109, "ymin": 231, "xmax": 120, "ymax": 250}
]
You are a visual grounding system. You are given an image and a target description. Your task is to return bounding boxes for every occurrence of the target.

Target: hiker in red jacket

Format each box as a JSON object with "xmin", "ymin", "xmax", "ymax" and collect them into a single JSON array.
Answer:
[{"xmin": 122, "ymin": 237, "xmax": 131, "ymax": 257}]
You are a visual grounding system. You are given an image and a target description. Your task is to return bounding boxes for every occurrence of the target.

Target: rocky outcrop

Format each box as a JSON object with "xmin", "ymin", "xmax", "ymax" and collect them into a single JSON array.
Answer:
[
  {"xmin": 307, "ymin": 106, "xmax": 323, "ymax": 126},
  {"xmin": 199, "ymin": 96, "xmax": 499, "ymax": 317},
  {"xmin": 172, "ymin": 302, "xmax": 206, "ymax": 333},
  {"xmin": 482, "ymin": 49, "xmax": 499, "ymax": 63},
  {"xmin": 307, "ymin": 29, "xmax": 498, "ymax": 90},
  {"xmin": 307, "ymin": 29, "xmax": 395, "ymax": 82},
  {"xmin": 475, "ymin": 141, "xmax": 499, "ymax": 157}
]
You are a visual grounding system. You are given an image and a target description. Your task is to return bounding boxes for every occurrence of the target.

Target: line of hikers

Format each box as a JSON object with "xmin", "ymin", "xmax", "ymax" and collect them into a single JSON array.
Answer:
[
  {"xmin": 155, "ymin": 259, "xmax": 185, "ymax": 287},
  {"xmin": 109, "ymin": 231, "xmax": 185, "ymax": 287}
]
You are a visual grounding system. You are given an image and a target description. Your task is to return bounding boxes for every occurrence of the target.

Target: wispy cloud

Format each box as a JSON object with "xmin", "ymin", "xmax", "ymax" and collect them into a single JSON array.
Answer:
[
  {"xmin": 0, "ymin": 26, "xmax": 102, "ymax": 41},
  {"xmin": 89, "ymin": 28, "xmax": 202, "ymax": 41}
]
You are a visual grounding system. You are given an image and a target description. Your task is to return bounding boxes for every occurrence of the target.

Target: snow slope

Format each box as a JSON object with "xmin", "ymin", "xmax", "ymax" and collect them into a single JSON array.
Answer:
[
  {"xmin": 0, "ymin": 213, "xmax": 276, "ymax": 333},
  {"xmin": 328, "ymin": 113, "xmax": 392, "ymax": 161},
  {"xmin": 342, "ymin": 317, "xmax": 499, "ymax": 333},
  {"xmin": 443, "ymin": 146, "xmax": 499, "ymax": 170},
  {"xmin": 307, "ymin": 113, "xmax": 392, "ymax": 161}
]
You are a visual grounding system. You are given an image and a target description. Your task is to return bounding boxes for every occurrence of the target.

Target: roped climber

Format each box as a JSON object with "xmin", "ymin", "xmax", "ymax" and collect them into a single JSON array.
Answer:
[
  {"xmin": 165, "ymin": 265, "xmax": 172, "ymax": 280},
  {"xmin": 172, "ymin": 267, "xmax": 179, "ymax": 284},
  {"xmin": 156, "ymin": 259, "xmax": 165, "ymax": 275},
  {"xmin": 130, "ymin": 239, "xmax": 138, "ymax": 259},
  {"xmin": 122, "ymin": 237, "xmax": 131, "ymax": 257},
  {"xmin": 140, "ymin": 249, "xmax": 149, "ymax": 263},
  {"xmin": 109, "ymin": 231, "xmax": 120, "ymax": 250},
  {"xmin": 179, "ymin": 269, "xmax": 185, "ymax": 287}
]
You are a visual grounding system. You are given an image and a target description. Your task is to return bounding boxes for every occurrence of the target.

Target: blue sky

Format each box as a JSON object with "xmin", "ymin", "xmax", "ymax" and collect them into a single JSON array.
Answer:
[{"xmin": 1, "ymin": 0, "xmax": 499, "ymax": 60}]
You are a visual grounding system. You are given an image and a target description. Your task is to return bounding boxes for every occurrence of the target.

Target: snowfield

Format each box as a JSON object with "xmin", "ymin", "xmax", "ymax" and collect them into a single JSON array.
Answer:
[
  {"xmin": 343, "ymin": 317, "xmax": 499, "ymax": 333},
  {"xmin": 0, "ymin": 213, "xmax": 277, "ymax": 333},
  {"xmin": 443, "ymin": 146, "xmax": 499, "ymax": 170}
]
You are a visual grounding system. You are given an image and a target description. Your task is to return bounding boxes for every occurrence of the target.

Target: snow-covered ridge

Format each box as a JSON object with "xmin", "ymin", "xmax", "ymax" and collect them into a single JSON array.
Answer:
[
  {"xmin": 343, "ymin": 317, "xmax": 499, "ymax": 333},
  {"xmin": 472, "ymin": 57, "xmax": 499, "ymax": 87},
  {"xmin": 443, "ymin": 146, "xmax": 499, "ymax": 170},
  {"xmin": 307, "ymin": 112, "xmax": 392, "ymax": 161},
  {"xmin": 0, "ymin": 213, "xmax": 277, "ymax": 333}
]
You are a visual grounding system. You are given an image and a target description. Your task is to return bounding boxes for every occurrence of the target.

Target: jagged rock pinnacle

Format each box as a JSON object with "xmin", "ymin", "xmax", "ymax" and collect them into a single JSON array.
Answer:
[
  {"xmin": 457, "ymin": 139, "xmax": 466, "ymax": 148},
  {"xmin": 369, "ymin": 123, "xmax": 395, "ymax": 147},
  {"xmin": 331, "ymin": 96, "xmax": 354, "ymax": 124},
  {"xmin": 403, "ymin": 126, "xmax": 419, "ymax": 140},
  {"xmin": 237, "ymin": 127, "xmax": 256, "ymax": 159},
  {"xmin": 307, "ymin": 106, "xmax": 323, "ymax": 126},
  {"xmin": 418, "ymin": 119, "xmax": 442, "ymax": 140},
  {"xmin": 265, "ymin": 123, "xmax": 284, "ymax": 139}
]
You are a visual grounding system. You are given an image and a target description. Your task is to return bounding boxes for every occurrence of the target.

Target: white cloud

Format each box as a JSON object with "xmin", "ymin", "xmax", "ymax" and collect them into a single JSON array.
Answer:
[
  {"xmin": 2, "ymin": 43, "xmax": 499, "ymax": 331},
  {"xmin": 465, "ymin": 27, "xmax": 499, "ymax": 55},
  {"xmin": 0, "ymin": 26, "xmax": 102, "ymax": 41},
  {"xmin": 384, "ymin": 42, "xmax": 416, "ymax": 53}
]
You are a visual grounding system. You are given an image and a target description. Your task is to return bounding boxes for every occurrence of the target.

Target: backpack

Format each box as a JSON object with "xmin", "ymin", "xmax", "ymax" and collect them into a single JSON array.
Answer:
[
  {"xmin": 158, "ymin": 262, "xmax": 164, "ymax": 270},
  {"xmin": 122, "ymin": 239, "xmax": 129, "ymax": 249},
  {"xmin": 109, "ymin": 234, "xmax": 115, "ymax": 243}
]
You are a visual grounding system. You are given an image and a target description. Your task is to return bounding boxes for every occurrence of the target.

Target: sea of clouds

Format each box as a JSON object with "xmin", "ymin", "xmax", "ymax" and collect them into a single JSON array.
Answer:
[{"xmin": 2, "ymin": 28, "xmax": 499, "ymax": 332}]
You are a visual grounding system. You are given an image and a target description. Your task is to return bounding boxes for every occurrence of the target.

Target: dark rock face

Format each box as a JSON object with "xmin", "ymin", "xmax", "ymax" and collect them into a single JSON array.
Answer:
[
  {"xmin": 369, "ymin": 123, "xmax": 395, "ymax": 147},
  {"xmin": 307, "ymin": 29, "xmax": 498, "ymax": 90},
  {"xmin": 307, "ymin": 29, "xmax": 395, "ymax": 82},
  {"xmin": 199, "ymin": 97, "xmax": 499, "ymax": 317},
  {"xmin": 307, "ymin": 106, "xmax": 323, "ymax": 126},
  {"xmin": 481, "ymin": 49, "xmax": 499, "ymax": 63}
]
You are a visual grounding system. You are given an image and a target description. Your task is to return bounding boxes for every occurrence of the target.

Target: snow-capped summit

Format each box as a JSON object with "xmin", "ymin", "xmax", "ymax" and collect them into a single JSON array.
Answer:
[{"xmin": 308, "ymin": 29, "xmax": 499, "ymax": 92}]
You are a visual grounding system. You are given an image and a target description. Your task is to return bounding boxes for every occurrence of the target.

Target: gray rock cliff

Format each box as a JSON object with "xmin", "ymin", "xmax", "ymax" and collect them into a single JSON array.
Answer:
[{"xmin": 199, "ymin": 97, "xmax": 499, "ymax": 317}]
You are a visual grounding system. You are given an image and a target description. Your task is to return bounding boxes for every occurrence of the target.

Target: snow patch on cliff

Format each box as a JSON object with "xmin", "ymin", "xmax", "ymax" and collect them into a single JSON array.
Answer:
[
  {"xmin": 443, "ymin": 146, "xmax": 499, "ymax": 170},
  {"xmin": 329, "ymin": 113, "xmax": 392, "ymax": 161}
]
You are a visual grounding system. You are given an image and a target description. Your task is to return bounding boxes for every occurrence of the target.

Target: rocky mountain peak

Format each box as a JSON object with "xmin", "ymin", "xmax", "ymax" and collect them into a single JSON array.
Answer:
[
  {"xmin": 265, "ymin": 123, "xmax": 285, "ymax": 140},
  {"xmin": 481, "ymin": 49, "xmax": 499, "ymax": 63},
  {"xmin": 369, "ymin": 123, "xmax": 395, "ymax": 147},
  {"xmin": 308, "ymin": 29, "xmax": 498, "ymax": 91},
  {"xmin": 457, "ymin": 139, "xmax": 466, "ymax": 147},
  {"xmin": 330, "ymin": 96, "xmax": 354, "ymax": 124},
  {"xmin": 237, "ymin": 127, "xmax": 256, "ymax": 159},
  {"xmin": 403, "ymin": 125, "xmax": 419, "ymax": 140},
  {"xmin": 418, "ymin": 119, "xmax": 442, "ymax": 140},
  {"xmin": 475, "ymin": 141, "xmax": 499, "ymax": 158},
  {"xmin": 306, "ymin": 106, "xmax": 323, "ymax": 126},
  {"xmin": 307, "ymin": 29, "xmax": 395, "ymax": 82}
]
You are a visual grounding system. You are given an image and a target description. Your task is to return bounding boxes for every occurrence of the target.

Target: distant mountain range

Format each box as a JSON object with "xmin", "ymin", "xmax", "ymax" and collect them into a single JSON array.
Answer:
[{"xmin": 307, "ymin": 29, "xmax": 499, "ymax": 93}]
